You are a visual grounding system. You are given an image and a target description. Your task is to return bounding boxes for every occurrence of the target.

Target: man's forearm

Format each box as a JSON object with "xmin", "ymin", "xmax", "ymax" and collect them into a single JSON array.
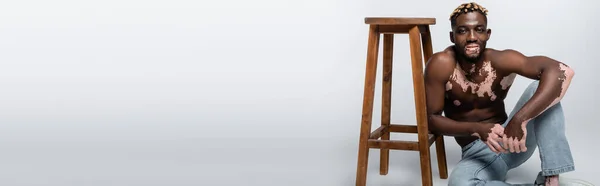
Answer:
[
  {"xmin": 428, "ymin": 115, "xmax": 482, "ymax": 137},
  {"xmin": 510, "ymin": 62, "xmax": 575, "ymax": 125}
]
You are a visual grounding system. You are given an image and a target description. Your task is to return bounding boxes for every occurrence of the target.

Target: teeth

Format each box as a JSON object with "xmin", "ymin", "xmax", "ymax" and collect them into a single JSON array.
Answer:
[{"xmin": 466, "ymin": 47, "xmax": 479, "ymax": 54}]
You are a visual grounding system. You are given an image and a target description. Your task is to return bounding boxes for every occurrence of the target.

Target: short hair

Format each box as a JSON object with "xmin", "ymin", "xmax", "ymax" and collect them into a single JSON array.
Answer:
[{"xmin": 449, "ymin": 2, "xmax": 489, "ymax": 28}]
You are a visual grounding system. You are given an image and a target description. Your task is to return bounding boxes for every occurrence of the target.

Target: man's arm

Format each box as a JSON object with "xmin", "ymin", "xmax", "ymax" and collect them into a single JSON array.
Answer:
[
  {"xmin": 497, "ymin": 50, "xmax": 575, "ymax": 153},
  {"xmin": 499, "ymin": 50, "xmax": 575, "ymax": 127}
]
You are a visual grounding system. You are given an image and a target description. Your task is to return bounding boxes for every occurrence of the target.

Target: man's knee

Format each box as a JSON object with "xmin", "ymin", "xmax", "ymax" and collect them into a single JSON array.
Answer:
[
  {"xmin": 515, "ymin": 81, "xmax": 541, "ymax": 106},
  {"xmin": 524, "ymin": 80, "xmax": 540, "ymax": 97}
]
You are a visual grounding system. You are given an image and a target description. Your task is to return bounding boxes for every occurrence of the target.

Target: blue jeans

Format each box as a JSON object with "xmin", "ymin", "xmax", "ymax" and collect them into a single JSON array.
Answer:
[{"xmin": 448, "ymin": 81, "xmax": 575, "ymax": 186}]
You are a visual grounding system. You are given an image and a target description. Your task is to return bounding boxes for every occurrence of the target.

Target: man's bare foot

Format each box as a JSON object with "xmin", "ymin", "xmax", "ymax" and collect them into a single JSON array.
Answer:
[{"xmin": 545, "ymin": 175, "xmax": 559, "ymax": 186}]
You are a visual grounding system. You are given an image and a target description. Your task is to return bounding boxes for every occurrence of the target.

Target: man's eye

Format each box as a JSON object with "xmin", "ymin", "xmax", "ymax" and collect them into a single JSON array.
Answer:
[
  {"xmin": 476, "ymin": 28, "xmax": 484, "ymax": 32},
  {"xmin": 458, "ymin": 30, "xmax": 466, "ymax": 33}
]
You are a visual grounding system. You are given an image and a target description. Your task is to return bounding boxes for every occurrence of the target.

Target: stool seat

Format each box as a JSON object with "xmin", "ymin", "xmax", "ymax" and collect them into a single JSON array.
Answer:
[{"xmin": 364, "ymin": 17, "xmax": 436, "ymax": 25}]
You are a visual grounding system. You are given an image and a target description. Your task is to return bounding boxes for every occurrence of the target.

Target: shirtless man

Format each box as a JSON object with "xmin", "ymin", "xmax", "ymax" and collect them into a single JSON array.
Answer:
[{"xmin": 424, "ymin": 3, "xmax": 576, "ymax": 186}]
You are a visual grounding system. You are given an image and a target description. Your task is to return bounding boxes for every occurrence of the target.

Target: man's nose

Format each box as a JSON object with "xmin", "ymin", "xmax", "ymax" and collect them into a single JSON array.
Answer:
[{"xmin": 467, "ymin": 31, "xmax": 477, "ymax": 41}]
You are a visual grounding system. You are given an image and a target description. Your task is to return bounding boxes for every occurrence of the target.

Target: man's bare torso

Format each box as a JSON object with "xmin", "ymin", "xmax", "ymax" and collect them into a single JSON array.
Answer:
[{"xmin": 440, "ymin": 47, "xmax": 517, "ymax": 147}]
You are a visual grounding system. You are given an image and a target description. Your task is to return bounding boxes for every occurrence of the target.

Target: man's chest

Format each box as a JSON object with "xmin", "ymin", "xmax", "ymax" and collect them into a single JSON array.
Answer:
[{"xmin": 444, "ymin": 61, "xmax": 516, "ymax": 107}]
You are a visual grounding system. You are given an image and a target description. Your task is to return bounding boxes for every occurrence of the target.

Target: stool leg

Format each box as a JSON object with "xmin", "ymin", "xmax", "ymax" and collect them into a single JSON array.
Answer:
[
  {"xmin": 420, "ymin": 25, "xmax": 448, "ymax": 179},
  {"xmin": 409, "ymin": 26, "xmax": 432, "ymax": 186},
  {"xmin": 380, "ymin": 34, "xmax": 394, "ymax": 175},
  {"xmin": 435, "ymin": 135, "xmax": 448, "ymax": 179},
  {"xmin": 356, "ymin": 25, "xmax": 380, "ymax": 186}
]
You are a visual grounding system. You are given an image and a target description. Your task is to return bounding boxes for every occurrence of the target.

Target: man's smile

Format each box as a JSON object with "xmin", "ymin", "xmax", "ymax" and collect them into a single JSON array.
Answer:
[{"xmin": 465, "ymin": 44, "xmax": 480, "ymax": 55}]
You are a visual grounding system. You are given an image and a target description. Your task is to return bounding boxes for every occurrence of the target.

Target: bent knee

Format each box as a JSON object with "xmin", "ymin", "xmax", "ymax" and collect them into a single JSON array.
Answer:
[{"xmin": 524, "ymin": 80, "xmax": 540, "ymax": 96}]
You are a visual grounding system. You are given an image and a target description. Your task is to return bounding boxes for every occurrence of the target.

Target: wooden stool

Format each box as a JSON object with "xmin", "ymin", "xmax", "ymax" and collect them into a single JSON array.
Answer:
[{"xmin": 355, "ymin": 17, "xmax": 448, "ymax": 186}]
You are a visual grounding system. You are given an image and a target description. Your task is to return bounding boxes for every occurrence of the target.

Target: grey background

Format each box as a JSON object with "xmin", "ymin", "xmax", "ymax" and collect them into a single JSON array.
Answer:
[{"xmin": 0, "ymin": 0, "xmax": 597, "ymax": 185}]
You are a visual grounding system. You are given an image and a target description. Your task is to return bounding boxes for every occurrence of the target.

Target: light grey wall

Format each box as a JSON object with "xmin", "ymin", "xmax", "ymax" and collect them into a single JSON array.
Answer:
[{"xmin": 0, "ymin": 0, "xmax": 596, "ymax": 185}]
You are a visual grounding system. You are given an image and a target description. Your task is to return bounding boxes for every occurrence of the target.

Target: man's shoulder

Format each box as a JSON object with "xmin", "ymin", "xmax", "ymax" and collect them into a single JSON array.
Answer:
[
  {"xmin": 425, "ymin": 48, "xmax": 456, "ymax": 80},
  {"xmin": 486, "ymin": 48, "xmax": 527, "ymax": 63},
  {"xmin": 484, "ymin": 48, "xmax": 531, "ymax": 73},
  {"xmin": 428, "ymin": 47, "xmax": 456, "ymax": 67}
]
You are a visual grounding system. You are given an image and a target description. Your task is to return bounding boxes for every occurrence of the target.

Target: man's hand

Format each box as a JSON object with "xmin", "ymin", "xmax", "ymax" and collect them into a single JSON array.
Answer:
[
  {"xmin": 502, "ymin": 122, "xmax": 528, "ymax": 153},
  {"xmin": 472, "ymin": 123, "xmax": 506, "ymax": 154}
]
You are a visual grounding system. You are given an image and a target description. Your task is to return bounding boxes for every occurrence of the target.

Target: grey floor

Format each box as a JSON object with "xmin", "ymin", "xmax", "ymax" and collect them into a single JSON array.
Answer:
[
  {"xmin": 0, "ymin": 132, "xmax": 595, "ymax": 185},
  {"xmin": 200, "ymin": 135, "xmax": 595, "ymax": 186}
]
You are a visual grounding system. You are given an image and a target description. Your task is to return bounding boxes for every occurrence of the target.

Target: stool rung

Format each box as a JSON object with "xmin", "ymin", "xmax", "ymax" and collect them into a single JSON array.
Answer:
[
  {"xmin": 428, "ymin": 134, "xmax": 436, "ymax": 146},
  {"xmin": 368, "ymin": 139, "xmax": 419, "ymax": 150},
  {"xmin": 389, "ymin": 124, "xmax": 418, "ymax": 133},
  {"xmin": 370, "ymin": 124, "xmax": 430, "ymax": 139},
  {"xmin": 369, "ymin": 126, "xmax": 438, "ymax": 147},
  {"xmin": 369, "ymin": 126, "xmax": 386, "ymax": 139}
]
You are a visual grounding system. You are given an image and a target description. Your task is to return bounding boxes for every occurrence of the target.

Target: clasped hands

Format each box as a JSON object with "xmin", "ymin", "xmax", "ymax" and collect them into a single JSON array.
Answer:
[{"xmin": 474, "ymin": 123, "xmax": 527, "ymax": 154}]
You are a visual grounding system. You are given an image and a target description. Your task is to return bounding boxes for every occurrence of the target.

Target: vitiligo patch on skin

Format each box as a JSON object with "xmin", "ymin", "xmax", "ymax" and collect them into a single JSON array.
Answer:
[
  {"xmin": 554, "ymin": 62, "xmax": 574, "ymax": 101},
  {"xmin": 468, "ymin": 64, "xmax": 476, "ymax": 75},
  {"xmin": 449, "ymin": 61, "xmax": 498, "ymax": 101},
  {"xmin": 558, "ymin": 63, "xmax": 569, "ymax": 81},
  {"xmin": 500, "ymin": 73, "xmax": 516, "ymax": 90}
]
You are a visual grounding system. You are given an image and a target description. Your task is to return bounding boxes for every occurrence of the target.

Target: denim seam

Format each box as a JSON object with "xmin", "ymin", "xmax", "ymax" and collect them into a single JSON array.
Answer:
[
  {"xmin": 473, "ymin": 154, "xmax": 501, "ymax": 178},
  {"xmin": 539, "ymin": 139, "xmax": 546, "ymax": 171},
  {"xmin": 498, "ymin": 153, "xmax": 509, "ymax": 168},
  {"xmin": 542, "ymin": 164, "xmax": 575, "ymax": 176}
]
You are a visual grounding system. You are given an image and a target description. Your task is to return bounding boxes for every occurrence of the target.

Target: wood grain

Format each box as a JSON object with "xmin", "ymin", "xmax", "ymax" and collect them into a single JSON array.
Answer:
[
  {"xmin": 408, "ymin": 25, "xmax": 433, "ymax": 186},
  {"xmin": 355, "ymin": 24, "xmax": 380, "ymax": 186},
  {"xmin": 380, "ymin": 33, "xmax": 394, "ymax": 175},
  {"xmin": 365, "ymin": 17, "xmax": 436, "ymax": 25}
]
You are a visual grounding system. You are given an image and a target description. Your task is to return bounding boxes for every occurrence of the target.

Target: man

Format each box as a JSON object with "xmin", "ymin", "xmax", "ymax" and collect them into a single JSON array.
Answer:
[{"xmin": 424, "ymin": 2, "xmax": 577, "ymax": 186}]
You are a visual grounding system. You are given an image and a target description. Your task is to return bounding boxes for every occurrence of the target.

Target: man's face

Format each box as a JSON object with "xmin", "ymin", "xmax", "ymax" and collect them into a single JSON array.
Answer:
[{"xmin": 450, "ymin": 12, "xmax": 491, "ymax": 61}]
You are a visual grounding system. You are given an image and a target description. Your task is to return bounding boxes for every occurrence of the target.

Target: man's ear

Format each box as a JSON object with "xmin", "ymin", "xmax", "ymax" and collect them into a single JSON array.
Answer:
[
  {"xmin": 449, "ymin": 31, "xmax": 455, "ymax": 43},
  {"xmin": 487, "ymin": 28, "xmax": 492, "ymax": 38}
]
